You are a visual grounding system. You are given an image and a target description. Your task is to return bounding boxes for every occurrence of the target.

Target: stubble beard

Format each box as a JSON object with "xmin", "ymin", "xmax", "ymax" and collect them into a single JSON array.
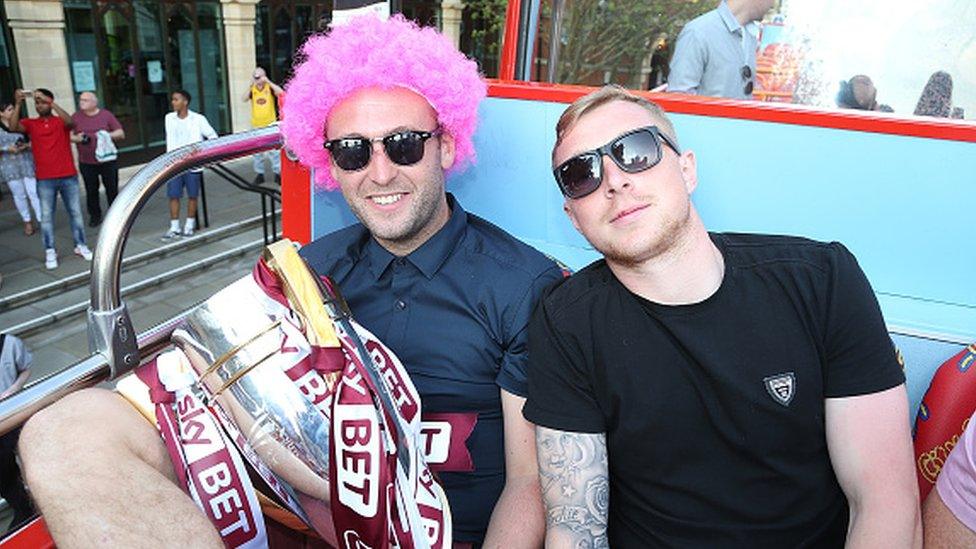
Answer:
[
  {"xmin": 601, "ymin": 200, "xmax": 692, "ymax": 269},
  {"xmin": 349, "ymin": 176, "xmax": 447, "ymax": 253}
]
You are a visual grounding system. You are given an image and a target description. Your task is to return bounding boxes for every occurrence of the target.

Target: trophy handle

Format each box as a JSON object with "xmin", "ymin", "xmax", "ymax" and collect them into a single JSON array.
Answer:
[{"xmin": 262, "ymin": 240, "xmax": 342, "ymax": 350}]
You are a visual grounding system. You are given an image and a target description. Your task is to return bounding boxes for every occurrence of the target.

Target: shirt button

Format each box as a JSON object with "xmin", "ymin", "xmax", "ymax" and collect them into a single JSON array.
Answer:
[{"xmin": 396, "ymin": 300, "xmax": 406, "ymax": 310}]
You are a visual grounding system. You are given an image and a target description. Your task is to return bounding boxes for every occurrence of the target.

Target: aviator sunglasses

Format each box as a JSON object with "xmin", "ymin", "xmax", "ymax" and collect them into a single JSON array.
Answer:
[
  {"xmin": 553, "ymin": 125, "xmax": 681, "ymax": 199},
  {"xmin": 324, "ymin": 128, "xmax": 441, "ymax": 172}
]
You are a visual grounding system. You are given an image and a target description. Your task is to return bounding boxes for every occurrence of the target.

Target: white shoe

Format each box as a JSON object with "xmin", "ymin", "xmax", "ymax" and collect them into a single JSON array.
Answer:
[
  {"xmin": 182, "ymin": 226, "xmax": 195, "ymax": 237},
  {"xmin": 45, "ymin": 249, "xmax": 58, "ymax": 270},
  {"xmin": 161, "ymin": 229, "xmax": 182, "ymax": 242},
  {"xmin": 74, "ymin": 244, "xmax": 93, "ymax": 261}
]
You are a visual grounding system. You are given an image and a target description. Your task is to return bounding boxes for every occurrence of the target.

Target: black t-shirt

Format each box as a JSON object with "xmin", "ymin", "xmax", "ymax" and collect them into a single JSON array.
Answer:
[{"xmin": 523, "ymin": 233, "xmax": 905, "ymax": 548}]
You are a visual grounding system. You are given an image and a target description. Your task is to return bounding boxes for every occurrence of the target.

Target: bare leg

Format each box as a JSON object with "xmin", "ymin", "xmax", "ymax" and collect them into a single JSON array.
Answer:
[
  {"xmin": 18, "ymin": 388, "xmax": 222, "ymax": 548},
  {"xmin": 169, "ymin": 198, "xmax": 181, "ymax": 220},
  {"xmin": 923, "ymin": 486, "xmax": 976, "ymax": 548},
  {"xmin": 922, "ymin": 482, "xmax": 976, "ymax": 549},
  {"xmin": 187, "ymin": 197, "xmax": 198, "ymax": 219}
]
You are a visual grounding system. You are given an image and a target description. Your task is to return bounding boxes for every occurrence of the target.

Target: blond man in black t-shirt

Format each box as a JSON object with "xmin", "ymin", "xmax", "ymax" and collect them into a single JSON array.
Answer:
[{"xmin": 523, "ymin": 85, "xmax": 921, "ymax": 548}]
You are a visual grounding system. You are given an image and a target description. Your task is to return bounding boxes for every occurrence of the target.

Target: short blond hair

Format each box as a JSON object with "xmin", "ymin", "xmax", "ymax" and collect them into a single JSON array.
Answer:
[{"xmin": 553, "ymin": 85, "xmax": 678, "ymax": 162}]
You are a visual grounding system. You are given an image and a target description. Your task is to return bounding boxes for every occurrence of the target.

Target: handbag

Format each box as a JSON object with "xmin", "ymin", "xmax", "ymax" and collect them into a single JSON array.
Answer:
[{"xmin": 94, "ymin": 130, "xmax": 118, "ymax": 163}]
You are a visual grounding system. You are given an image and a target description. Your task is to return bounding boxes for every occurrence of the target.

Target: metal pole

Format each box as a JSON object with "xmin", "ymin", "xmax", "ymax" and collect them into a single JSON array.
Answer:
[
  {"xmin": 200, "ymin": 172, "xmax": 210, "ymax": 228},
  {"xmin": 516, "ymin": 0, "xmax": 542, "ymax": 81},
  {"xmin": 271, "ymin": 197, "xmax": 279, "ymax": 242},
  {"xmin": 90, "ymin": 126, "xmax": 282, "ymax": 312},
  {"xmin": 261, "ymin": 194, "xmax": 269, "ymax": 245},
  {"xmin": 547, "ymin": 0, "xmax": 564, "ymax": 83},
  {"xmin": 0, "ymin": 315, "xmax": 181, "ymax": 435}
]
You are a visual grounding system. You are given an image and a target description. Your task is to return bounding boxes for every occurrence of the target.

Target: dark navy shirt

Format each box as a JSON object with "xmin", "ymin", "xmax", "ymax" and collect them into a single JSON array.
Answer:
[{"xmin": 300, "ymin": 194, "xmax": 562, "ymax": 543}]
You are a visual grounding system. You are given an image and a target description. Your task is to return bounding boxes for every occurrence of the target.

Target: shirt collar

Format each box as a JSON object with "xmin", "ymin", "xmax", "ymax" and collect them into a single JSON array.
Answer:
[
  {"xmin": 718, "ymin": 1, "xmax": 743, "ymax": 33},
  {"xmin": 364, "ymin": 193, "xmax": 467, "ymax": 281}
]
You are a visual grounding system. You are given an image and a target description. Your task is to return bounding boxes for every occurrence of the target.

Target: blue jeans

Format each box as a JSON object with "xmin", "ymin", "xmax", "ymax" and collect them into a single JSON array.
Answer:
[{"xmin": 37, "ymin": 176, "xmax": 87, "ymax": 250}]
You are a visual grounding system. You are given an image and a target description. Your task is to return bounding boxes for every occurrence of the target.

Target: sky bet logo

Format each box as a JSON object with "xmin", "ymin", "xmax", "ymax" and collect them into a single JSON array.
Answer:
[{"xmin": 335, "ymin": 404, "xmax": 380, "ymax": 517}]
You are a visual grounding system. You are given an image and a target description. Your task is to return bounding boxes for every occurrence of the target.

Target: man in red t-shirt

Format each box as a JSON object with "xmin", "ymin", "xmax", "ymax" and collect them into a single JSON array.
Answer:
[
  {"xmin": 71, "ymin": 92, "xmax": 124, "ymax": 227},
  {"xmin": 10, "ymin": 88, "xmax": 91, "ymax": 270}
]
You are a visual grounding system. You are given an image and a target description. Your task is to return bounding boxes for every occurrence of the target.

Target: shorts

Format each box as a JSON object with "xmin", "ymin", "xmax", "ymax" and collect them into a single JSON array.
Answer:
[{"xmin": 166, "ymin": 172, "xmax": 202, "ymax": 199}]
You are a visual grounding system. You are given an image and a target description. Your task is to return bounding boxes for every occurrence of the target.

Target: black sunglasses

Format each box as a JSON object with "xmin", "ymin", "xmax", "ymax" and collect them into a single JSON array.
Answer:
[
  {"xmin": 324, "ymin": 128, "xmax": 441, "ymax": 172},
  {"xmin": 553, "ymin": 126, "xmax": 681, "ymax": 199},
  {"xmin": 741, "ymin": 65, "xmax": 754, "ymax": 95}
]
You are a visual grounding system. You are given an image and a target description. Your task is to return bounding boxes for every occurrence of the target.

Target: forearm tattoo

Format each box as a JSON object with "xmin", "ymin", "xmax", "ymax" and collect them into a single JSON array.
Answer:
[{"xmin": 536, "ymin": 427, "xmax": 609, "ymax": 549}]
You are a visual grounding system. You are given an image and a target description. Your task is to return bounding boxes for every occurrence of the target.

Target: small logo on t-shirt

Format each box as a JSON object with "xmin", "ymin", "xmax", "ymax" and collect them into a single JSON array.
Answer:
[
  {"xmin": 764, "ymin": 372, "xmax": 796, "ymax": 406},
  {"xmin": 256, "ymin": 98, "xmax": 267, "ymax": 105}
]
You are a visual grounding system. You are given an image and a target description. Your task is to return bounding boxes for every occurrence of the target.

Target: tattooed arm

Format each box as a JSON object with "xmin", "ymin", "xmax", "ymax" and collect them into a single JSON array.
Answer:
[{"xmin": 536, "ymin": 426, "xmax": 609, "ymax": 549}]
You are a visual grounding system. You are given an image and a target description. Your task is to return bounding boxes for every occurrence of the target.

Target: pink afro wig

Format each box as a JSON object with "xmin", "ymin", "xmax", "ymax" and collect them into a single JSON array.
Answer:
[{"xmin": 280, "ymin": 14, "xmax": 487, "ymax": 189}]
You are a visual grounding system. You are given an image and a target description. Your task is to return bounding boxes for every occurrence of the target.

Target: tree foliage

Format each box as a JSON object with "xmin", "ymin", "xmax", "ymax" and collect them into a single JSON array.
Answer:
[
  {"xmin": 456, "ymin": 0, "xmax": 712, "ymax": 86},
  {"xmin": 552, "ymin": 0, "xmax": 711, "ymax": 88},
  {"xmin": 464, "ymin": 0, "xmax": 509, "ymax": 72}
]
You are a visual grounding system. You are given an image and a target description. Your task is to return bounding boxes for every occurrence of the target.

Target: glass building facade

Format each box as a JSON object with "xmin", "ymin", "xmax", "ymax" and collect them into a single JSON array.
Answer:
[
  {"xmin": 2, "ymin": 1, "xmax": 507, "ymax": 165},
  {"xmin": 62, "ymin": 0, "xmax": 230, "ymax": 164},
  {"xmin": 253, "ymin": 0, "xmax": 490, "ymax": 86},
  {"xmin": 0, "ymin": 6, "xmax": 21, "ymax": 103}
]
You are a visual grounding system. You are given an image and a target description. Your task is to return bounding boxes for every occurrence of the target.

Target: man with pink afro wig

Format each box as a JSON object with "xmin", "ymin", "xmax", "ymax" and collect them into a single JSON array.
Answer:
[
  {"xmin": 14, "ymin": 14, "xmax": 559, "ymax": 549},
  {"xmin": 281, "ymin": 14, "xmax": 486, "ymax": 189},
  {"xmin": 288, "ymin": 14, "xmax": 560, "ymax": 548}
]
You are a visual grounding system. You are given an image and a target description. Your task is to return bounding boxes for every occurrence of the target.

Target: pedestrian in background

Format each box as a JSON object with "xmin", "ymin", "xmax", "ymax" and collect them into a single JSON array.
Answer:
[
  {"xmin": 8, "ymin": 89, "xmax": 91, "ymax": 270},
  {"xmin": 162, "ymin": 89, "xmax": 216, "ymax": 241},
  {"xmin": 668, "ymin": 0, "xmax": 775, "ymax": 100},
  {"xmin": 0, "ymin": 332, "xmax": 35, "ymax": 528},
  {"xmin": 914, "ymin": 71, "xmax": 963, "ymax": 119},
  {"xmin": 0, "ymin": 101, "xmax": 40, "ymax": 236},
  {"xmin": 71, "ymin": 92, "xmax": 124, "ymax": 227},
  {"xmin": 242, "ymin": 67, "xmax": 283, "ymax": 184}
]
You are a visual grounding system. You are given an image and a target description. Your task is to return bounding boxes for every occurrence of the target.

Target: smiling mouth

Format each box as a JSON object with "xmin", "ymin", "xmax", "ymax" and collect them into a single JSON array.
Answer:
[
  {"xmin": 370, "ymin": 193, "xmax": 405, "ymax": 206},
  {"xmin": 611, "ymin": 204, "xmax": 649, "ymax": 223}
]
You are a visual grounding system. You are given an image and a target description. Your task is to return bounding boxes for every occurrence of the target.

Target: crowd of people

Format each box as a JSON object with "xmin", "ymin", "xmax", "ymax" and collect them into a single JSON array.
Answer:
[
  {"xmin": 0, "ymin": 70, "xmax": 281, "ymax": 271},
  {"xmin": 0, "ymin": 88, "xmax": 120, "ymax": 270}
]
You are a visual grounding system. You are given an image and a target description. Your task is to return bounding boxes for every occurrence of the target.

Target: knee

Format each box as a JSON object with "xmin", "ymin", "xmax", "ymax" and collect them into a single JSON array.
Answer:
[{"xmin": 19, "ymin": 389, "xmax": 133, "ymax": 473}]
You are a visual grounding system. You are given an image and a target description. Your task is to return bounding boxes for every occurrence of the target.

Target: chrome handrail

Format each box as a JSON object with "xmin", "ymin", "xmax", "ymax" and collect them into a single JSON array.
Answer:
[{"xmin": 0, "ymin": 126, "xmax": 284, "ymax": 435}]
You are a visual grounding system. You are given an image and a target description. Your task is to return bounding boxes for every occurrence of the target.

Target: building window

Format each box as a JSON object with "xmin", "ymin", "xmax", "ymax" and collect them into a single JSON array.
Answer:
[
  {"xmin": 0, "ymin": 4, "xmax": 22, "ymax": 102},
  {"xmin": 64, "ymin": 0, "xmax": 230, "ymax": 163},
  {"xmin": 255, "ymin": 1, "xmax": 331, "ymax": 85}
]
